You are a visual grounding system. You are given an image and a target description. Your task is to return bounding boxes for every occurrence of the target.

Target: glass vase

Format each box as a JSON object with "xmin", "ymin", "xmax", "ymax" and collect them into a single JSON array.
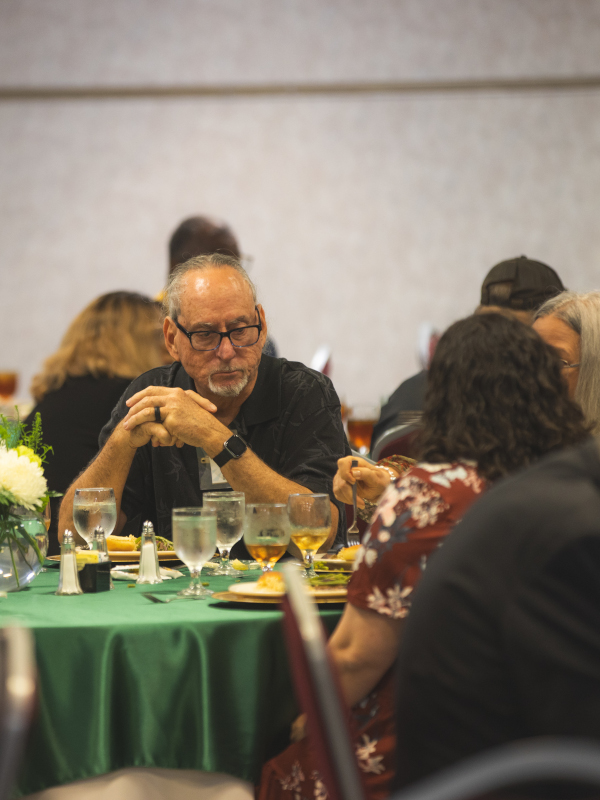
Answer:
[{"xmin": 0, "ymin": 506, "xmax": 48, "ymax": 592}]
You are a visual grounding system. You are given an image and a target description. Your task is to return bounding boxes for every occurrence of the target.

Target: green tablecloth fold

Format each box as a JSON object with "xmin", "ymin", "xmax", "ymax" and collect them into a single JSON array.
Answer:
[{"xmin": 0, "ymin": 567, "xmax": 341, "ymax": 795}]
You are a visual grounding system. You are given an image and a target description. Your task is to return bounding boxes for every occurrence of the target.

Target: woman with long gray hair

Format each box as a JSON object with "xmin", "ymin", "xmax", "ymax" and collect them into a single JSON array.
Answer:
[{"xmin": 533, "ymin": 290, "xmax": 600, "ymax": 434}]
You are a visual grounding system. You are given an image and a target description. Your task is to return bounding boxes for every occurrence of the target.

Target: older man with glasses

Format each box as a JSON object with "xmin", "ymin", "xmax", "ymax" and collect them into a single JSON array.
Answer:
[{"xmin": 59, "ymin": 254, "xmax": 349, "ymax": 554}]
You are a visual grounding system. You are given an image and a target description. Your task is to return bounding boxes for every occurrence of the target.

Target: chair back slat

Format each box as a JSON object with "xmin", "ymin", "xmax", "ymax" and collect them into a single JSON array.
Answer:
[
  {"xmin": 281, "ymin": 565, "xmax": 366, "ymax": 800},
  {"xmin": 0, "ymin": 626, "xmax": 36, "ymax": 800}
]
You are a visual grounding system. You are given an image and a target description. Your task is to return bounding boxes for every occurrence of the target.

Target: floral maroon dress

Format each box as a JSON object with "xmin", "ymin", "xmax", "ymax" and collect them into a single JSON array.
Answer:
[{"xmin": 257, "ymin": 463, "xmax": 485, "ymax": 800}]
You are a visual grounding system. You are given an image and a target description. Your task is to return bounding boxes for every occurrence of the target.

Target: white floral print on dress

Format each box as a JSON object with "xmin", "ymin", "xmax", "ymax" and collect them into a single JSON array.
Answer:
[
  {"xmin": 366, "ymin": 584, "xmax": 411, "ymax": 618},
  {"xmin": 279, "ymin": 761, "xmax": 305, "ymax": 800},
  {"xmin": 311, "ymin": 772, "xmax": 328, "ymax": 800},
  {"xmin": 355, "ymin": 735, "xmax": 385, "ymax": 774}
]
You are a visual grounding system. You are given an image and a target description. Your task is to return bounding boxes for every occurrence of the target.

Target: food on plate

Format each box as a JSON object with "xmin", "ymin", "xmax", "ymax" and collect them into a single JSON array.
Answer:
[
  {"xmin": 256, "ymin": 571, "xmax": 285, "ymax": 593},
  {"xmin": 338, "ymin": 544, "xmax": 361, "ymax": 562},
  {"xmin": 134, "ymin": 535, "xmax": 174, "ymax": 552},
  {"xmin": 314, "ymin": 560, "xmax": 352, "ymax": 572},
  {"xmin": 231, "ymin": 559, "xmax": 249, "ymax": 571},
  {"xmin": 76, "ymin": 551, "xmax": 100, "ymax": 569},
  {"xmin": 106, "ymin": 534, "xmax": 136, "ymax": 551},
  {"xmin": 307, "ymin": 573, "xmax": 351, "ymax": 587}
]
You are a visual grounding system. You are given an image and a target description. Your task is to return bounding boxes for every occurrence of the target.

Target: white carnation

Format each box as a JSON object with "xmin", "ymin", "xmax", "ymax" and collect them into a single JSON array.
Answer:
[{"xmin": 0, "ymin": 445, "xmax": 47, "ymax": 510}]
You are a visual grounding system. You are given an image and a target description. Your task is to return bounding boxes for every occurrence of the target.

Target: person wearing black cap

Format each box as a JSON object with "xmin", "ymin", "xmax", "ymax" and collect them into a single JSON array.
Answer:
[
  {"xmin": 370, "ymin": 256, "xmax": 565, "ymax": 453},
  {"xmin": 477, "ymin": 254, "xmax": 565, "ymax": 325}
]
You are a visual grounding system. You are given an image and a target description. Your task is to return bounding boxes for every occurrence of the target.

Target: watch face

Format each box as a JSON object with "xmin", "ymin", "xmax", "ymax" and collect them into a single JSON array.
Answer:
[{"xmin": 227, "ymin": 435, "xmax": 246, "ymax": 457}]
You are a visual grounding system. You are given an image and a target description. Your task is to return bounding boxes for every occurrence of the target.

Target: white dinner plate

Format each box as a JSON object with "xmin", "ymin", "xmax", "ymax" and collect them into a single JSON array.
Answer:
[{"xmin": 227, "ymin": 581, "xmax": 348, "ymax": 599}]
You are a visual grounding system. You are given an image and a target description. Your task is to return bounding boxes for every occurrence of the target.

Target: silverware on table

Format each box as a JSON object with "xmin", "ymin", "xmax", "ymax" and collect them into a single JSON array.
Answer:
[{"xmin": 346, "ymin": 459, "xmax": 360, "ymax": 547}]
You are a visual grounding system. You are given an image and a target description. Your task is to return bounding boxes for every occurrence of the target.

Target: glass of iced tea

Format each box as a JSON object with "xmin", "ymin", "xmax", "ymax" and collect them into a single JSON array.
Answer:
[
  {"xmin": 287, "ymin": 493, "xmax": 331, "ymax": 579},
  {"xmin": 347, "ymin": 404, "xmax": 380, "ymax": 455},
  {"xmin": 0, "ymin": 371, "xmax": 18, "ymax": 401},
  {"xmin": 244, "ymin": 504, "xmax": 290, "ymax": 573}
]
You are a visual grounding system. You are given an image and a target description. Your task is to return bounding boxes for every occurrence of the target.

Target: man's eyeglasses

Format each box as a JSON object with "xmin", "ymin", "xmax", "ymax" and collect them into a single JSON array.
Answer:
[
  {"xmin": 174, "ymin": 307, "xmax": 262, "ymax": 352},
  {"xmin": 560, "ymin": 359, "xmax": 580, "ymax": 369}
]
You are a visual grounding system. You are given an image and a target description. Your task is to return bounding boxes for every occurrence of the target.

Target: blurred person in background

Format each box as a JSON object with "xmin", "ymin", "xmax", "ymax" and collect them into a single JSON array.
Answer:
[
  {"xmin": 371, "ymin": 256, "xmax": 565, "ymax": 452},
  {"xmin": 534, "ymin": 290, "xmax": 600, "ymax": 434},
  {"xmin": 27, "ymin": 291, "xmax": 167, "ymax": 555},
  {"xmin": 167, "ymin": 215, "xmax": 278, "ymax": 357},
  {"xmin": 259, "ymin": 313, "xmax": 588, "ymax": 800}
]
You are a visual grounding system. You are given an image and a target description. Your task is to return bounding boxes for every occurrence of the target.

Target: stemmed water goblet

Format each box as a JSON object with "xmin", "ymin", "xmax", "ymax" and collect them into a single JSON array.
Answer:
[
  {"xmin": 287, "ymin": 493, "xmax": 331, "ymax": 579},
  {"xmin": 172, "ymin": 507, "xmax": 217, "ymax": 598},
  {"xmin": 72, "ymin": 488, "xmax": 117, "ymax": 549},
  {"xmin": 243, "ymin": 504, "xmax": 290, "ymax": 573},
  {"xmin": 202, "ymin": 491, "xmax": 245, "ymax": 575}
]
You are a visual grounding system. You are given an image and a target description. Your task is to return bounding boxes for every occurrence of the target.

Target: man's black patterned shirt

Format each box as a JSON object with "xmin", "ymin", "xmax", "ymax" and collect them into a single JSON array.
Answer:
[{"xmin": 99, "ymin": 355, "xmax": 350, "ymax": 554}]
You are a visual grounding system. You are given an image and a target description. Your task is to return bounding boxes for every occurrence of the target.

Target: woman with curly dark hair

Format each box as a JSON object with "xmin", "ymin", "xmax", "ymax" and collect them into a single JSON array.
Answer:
[{"xmin": 259, "ymin": 313, "xmax": 589, "ymax": 800}]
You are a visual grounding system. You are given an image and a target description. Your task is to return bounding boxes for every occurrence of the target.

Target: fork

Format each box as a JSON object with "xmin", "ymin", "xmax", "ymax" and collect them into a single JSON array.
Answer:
[{"xmin": 346, "ymin": 459, "xmax": 361, "ymax": 547}]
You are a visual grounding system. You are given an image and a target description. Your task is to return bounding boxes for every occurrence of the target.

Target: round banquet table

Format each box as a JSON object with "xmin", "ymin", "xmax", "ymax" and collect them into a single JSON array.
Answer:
[{"xmin": 0, "ymin": 563, "xmax": 343, "ymax": 797}]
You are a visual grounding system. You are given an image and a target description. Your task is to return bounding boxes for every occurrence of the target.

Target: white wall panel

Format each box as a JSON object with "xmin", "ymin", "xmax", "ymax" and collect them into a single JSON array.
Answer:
[
  {"xmin": 2, "ymin": 0, "xmax": 600, "ymax": 87},
  {"xmin": 2, "ymin": 87, "xmax": 600, "ymax": 404}
]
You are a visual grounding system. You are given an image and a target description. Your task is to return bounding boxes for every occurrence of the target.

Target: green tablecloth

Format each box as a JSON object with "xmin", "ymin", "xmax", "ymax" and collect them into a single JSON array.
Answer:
[{"xmin": 0, "ymin": 565, "xmax": 342, "ymax": 796}]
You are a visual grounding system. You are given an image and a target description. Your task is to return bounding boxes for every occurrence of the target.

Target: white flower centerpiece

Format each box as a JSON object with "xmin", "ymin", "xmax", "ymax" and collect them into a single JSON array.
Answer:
[{"xmin": 0, "ymin": 413, "xmax": 56, "ymax": 591}]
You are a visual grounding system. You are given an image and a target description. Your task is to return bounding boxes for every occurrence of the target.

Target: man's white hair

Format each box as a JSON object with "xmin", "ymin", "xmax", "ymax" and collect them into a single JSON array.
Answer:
[
  {"xmin": 535, "ymin": 290, "xmax": 600, "ymax": 434},
  {"xmin": 162, "ymin": 253, "xmax": 257, "ymax": 321}
]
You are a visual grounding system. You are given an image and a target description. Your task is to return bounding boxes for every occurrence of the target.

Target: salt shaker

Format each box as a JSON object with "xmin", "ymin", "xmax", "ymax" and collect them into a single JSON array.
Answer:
[
  {"xmin": 137, "ymin": 521, "xmax": 163, "ymax": 585},
  {"xmin": 55, "ymin": 530, "xmax": 83, "ymax": 596}
]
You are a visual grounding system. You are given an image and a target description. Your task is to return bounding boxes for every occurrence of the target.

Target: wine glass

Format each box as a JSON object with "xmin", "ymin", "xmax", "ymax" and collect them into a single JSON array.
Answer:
[
  {"xmin": 172, "ymin": 507, "xmax": 217, "ymax": 598},
  {"xmin": 72, "ymin": 488, "xmax": 117, "ymax": 548},
  {"xmin": 287, "ymin": 494, "xmax": 331, "ymax": 579},
  {"xmin": 202, "ymin": 491, "xmax": 245, "ymax": 575},
  {"xmin": 243, "ymin": 504, "xmax": 290, "ymax": 573}
]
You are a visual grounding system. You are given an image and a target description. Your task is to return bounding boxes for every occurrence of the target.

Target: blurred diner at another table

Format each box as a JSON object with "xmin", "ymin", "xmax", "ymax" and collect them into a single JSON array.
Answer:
[
  {"xmin": 25, "ymin": 291, "xmax": 167, "ymax": 555},
  {"xmin": 370, "ymin": 255, "xmax": 565, "ymax": 453}
]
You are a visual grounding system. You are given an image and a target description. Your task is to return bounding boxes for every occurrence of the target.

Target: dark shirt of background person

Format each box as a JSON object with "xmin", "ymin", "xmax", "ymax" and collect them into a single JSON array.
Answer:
[
  {"xmin": 394, "ymin": 438, "xmax": 600, "ymax": 790},
  {"xmin": 26, "ymin": 292, "xmax": 167, "ymax": 555}
]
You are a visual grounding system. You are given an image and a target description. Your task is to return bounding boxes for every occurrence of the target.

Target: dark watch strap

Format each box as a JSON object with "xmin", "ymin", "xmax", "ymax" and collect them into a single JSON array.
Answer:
[{"xmin": 213, "ymin": 434, "xmax": 248, "ymax": 468}]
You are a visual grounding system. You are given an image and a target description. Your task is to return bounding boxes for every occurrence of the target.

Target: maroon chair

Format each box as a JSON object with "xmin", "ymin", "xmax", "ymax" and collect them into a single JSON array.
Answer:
[
  {"xmin": 0, "ymin": 626, "xmax": 36, "ymax": 800},
  {"xmin": 281, "ymin": 565, "xmax": 365, "ymax": 800},
  {"xmin": 371, "ymin": 423, "xmax": 421, "ymax": 462}
]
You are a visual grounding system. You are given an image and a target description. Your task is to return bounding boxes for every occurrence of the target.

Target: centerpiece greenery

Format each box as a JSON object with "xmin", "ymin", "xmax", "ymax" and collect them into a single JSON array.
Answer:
[{"xmin": 0, "ymin": 412, "xmax": 55, "ymax": 587}]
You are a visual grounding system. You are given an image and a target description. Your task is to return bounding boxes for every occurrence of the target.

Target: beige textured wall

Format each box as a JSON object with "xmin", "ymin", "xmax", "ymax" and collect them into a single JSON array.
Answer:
[{"xmin": 2, "ymin": 1, "xmax": 600, "ymax": 407}]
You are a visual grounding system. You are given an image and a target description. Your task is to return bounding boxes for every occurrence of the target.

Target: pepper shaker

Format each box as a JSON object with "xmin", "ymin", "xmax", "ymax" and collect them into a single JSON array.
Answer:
[{"xmin": 91, "ymin": 526, "xmax": 114, "ymax": 590}]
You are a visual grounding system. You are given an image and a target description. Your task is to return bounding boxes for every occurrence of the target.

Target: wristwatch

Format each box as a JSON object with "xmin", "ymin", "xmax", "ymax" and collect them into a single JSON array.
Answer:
[{"xmin": 213, "ymin": 434, "xmax": 248, "ymax": 468}]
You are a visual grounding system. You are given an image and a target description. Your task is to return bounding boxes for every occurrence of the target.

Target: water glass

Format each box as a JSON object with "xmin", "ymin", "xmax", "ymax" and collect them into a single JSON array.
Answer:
[
  {"xmin": 243, "ymin": 504, "xmax": 290, "ymax": 573},
  {"xmin": 73, "ymin": 488, "xmax": 117, "ymax": 548},
  {"xmin": 172, "ymin": 507, "xmax": 217, "ymax": 598},
  {"xmin": 203, "ymin": 491, "xmax": 245, "ymax": 575},
  {"xmin": 287, "ymin": 494, "xmax": 331, "ymax": 578}
]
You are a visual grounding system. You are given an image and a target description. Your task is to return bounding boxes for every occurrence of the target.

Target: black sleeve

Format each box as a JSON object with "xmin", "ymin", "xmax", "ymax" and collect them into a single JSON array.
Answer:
[
  {"xmin": 506, "ymin": 536, "xmax": 600, "ymax": 737},
  {"xmin": 273, "ymin": 375, "xmax": 351, "ymax": 545},
  {"xmin": 98, "ymin": 380, "xmax": 153, "ymax": 526}
]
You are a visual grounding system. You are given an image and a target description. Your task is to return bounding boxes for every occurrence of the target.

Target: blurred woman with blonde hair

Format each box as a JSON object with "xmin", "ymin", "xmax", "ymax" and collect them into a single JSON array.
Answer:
[{"xmin": 27, "ymin": 291, "xmax": 167, "ymax": 554}]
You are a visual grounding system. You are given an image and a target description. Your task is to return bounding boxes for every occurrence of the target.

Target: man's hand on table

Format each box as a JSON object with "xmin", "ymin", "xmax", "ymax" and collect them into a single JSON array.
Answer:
[{"xmin": 122, "ymin": 386, "xmax": 228, "ymax": 452}]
